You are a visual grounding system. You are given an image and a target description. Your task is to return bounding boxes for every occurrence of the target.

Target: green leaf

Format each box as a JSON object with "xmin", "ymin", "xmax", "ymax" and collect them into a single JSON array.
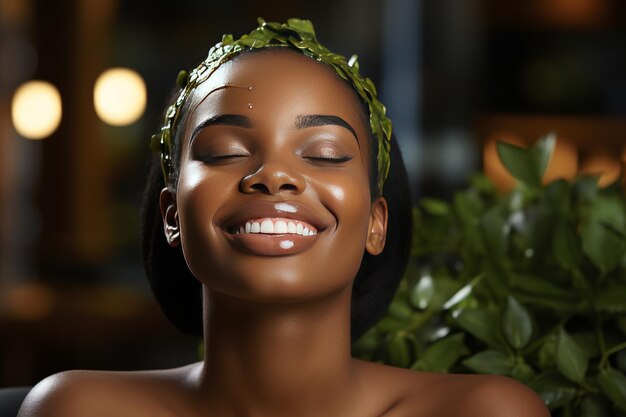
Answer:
[
  {"xmin": 530, "ymin": 372, "xmax": 578, "ymax": 410},
  {"xmin": 420, "ymin": 198, "xmax": 451, "ymax": 216},
  {"xmin": 581, "ymin": 195, "xmax": 626, "ymax": 274},
  {"xmin": 454, "ymin": 189, "xmax": 486, "ymax": 221},
  {"xmin": 286, "ymin": 18, "xmax": 316, "ymax": 35},
  {"xmin": 388, "ymin": 300, "xmax": 413, "ymax": 320},
  {"xmin": 556, "ymin": 327, "xmax": 589, "ymax": 383},
  {"xmin": 574, "ymin": 176, "xmax": 599, "ymax": 203},
  {"xmin": 455, "ymin": 308, "xmax": 504, "ymax": 349},
  {"xmin": 462, "ymin": 350, "xmax": 513, "ymax": 375},
  {"xmin": 515, "ymin": 292, "xmax": 583, "ymax": 315},
  {"xmin": 481, "ymin": 205, "xmax": 509, "ymax": 258},
  {"xmin": 377, "ymin": 316, "xmax": 410, "ymax": 333},
  {"xmin": 502, "ymin": 296, "xmax": 533, "ymax": 350},
  {"xmin": 387, "ymin": 333, "xmax": 411, "ymax": 368},
  {"xmin": 553, "ymin": 218, "xmax": 582, "ymax": 270},
  {"xmin": 469, "ymin": 173, "xmax": 497, "ymax": 194},
  {"xmin": 594, "ymin": 284, "xmax": 626, "ymax": 313},
  {"xmin": 412, "ymin": 333, "xmax": 468, "ymax": 373},
  {"xmin": 453, "ymin": 191, "xmax": 488, "ymax": 255},
  {"xmin": 544, "ymin": 179, "xmax": 571, "ymax": 213},
  {"xmin": 508, "ymin": 206, "xmax": 552, "ymax": 255},
  {"xmin": 410, "ymin": 274, "xmax": 434, "ymax": 310},
  {"xmin": 442, "ymin": 282, "xmax": 474, "ymax": 310},
  {"xmin": 508, "ymin": 273, "xmax": 574, "ymax": 300},
  {"xmin": 496, "ymin": 133, "xmax": 555, "ymax": 187},
  {"xmin": 531, "ymin": 132, "xmax": 557, "ymax": 180},
  {"xmin": 581, "ymin": 218, "xmax": 626, "ymax": 274},
  {"xmin": 597, "ymin": 368, "xmax": 626, "ymax": 412},
  {"xmin": 538, "ymin": 334, "xmax": 557, "ymax": 370},
  {"xmin": 578, "ymin": 395, "xmax": 610, "ymax": 417},
  {"xmin": 570, "ymin": 332, "xmax": 600, "ymax": 359},
  {"xmin": 512, "ymin": 362, "xmax": 536, "ymax": 384},
  {"xmin": 419, "ymin": 273, "xmax": 463, "ymax": 312},
  {"xmin": 591, "ymin": 195, "xmax": 626, "ymax": 234}
]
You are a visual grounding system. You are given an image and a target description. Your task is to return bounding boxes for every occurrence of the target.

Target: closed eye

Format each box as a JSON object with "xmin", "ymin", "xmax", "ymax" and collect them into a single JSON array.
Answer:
[
  {"xmin": 201, "ymin": 154, "xmax": 249, "ymax": 164},
  {"xmin": 304, "ymin": 156, "xmax": 353, "ymax": 163}
]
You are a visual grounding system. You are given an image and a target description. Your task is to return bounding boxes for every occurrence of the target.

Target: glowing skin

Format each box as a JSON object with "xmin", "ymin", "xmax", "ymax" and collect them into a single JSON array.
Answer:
[
  {"xmin": 169, "ymin": 50, "xmax": 380, "ymax": 304},
  {"xmin": 17, "ymin": 50, "xmax": 550, "ymax": 417}
]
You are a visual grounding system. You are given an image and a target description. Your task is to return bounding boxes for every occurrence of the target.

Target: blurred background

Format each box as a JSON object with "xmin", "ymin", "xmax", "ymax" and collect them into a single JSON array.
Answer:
[{"xmin": 1, "ymin": 0, "xmax": 625, "ymax": 387}]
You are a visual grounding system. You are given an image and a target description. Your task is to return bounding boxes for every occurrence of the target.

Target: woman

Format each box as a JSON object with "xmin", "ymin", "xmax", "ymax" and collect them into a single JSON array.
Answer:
[{"xmin": 19, "ymin": 19, "xmax": 549, "ymax": 417}]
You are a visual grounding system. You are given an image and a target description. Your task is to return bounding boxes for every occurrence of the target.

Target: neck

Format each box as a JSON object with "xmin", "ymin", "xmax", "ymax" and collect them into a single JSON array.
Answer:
[{"xmin": 197, "ymin": 286, "xmax": 357, "ymax": 417}]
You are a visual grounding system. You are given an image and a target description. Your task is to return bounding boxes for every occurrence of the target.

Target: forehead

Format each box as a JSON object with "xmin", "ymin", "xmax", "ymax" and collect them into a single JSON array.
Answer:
[{"xmin": 183, "ymin": 49, "xmax": 368, "ymax": 136}]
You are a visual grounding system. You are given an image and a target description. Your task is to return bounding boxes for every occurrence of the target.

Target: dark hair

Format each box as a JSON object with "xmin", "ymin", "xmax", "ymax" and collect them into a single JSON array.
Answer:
[{"xmin": 141, "ymin": 52, "xmax": 413, "ymax": 342}]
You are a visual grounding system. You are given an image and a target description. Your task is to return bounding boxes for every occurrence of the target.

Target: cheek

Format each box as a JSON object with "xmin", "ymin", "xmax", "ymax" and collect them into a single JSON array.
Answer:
[
  {"xmin": 177, "ymin": 164, "xmax": 218, "ymax": 232},
  {"xmin": 316, "ymin": 168, "xmax": 372, "ymax": 253},
  {"xmin": 175, "ymin": 165, "xmax": 230, "ymax": 280}
]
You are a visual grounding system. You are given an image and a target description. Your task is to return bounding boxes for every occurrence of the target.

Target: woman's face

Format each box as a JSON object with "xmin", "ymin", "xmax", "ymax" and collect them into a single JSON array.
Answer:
[{"xmin": 161, "ymin": 50, "xmax": 387, "ymax": 303}]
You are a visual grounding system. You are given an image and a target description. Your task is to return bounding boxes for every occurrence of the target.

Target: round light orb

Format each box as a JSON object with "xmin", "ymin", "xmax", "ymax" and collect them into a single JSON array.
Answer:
[
  {"xmin": 94, "ymin": 68, "xmax": 147, "ymax": 126},
  {"xmin": 11, "ymin": 80, "xmax": 62, "ymax": 139}
]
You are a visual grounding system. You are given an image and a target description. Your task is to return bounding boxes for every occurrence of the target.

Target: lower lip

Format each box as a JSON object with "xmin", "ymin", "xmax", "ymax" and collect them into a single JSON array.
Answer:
[{"xmin": 224, "ymin": 232, "xmax": 319, "ymax": 256}]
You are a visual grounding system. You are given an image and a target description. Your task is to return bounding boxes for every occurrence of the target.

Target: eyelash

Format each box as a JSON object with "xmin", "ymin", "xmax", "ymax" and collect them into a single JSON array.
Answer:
[
  {"xmin": 199, "ymin": 154, "xmax": 352, "ymax": 165},
  {"xmin": 201, "ymin": 154, "xmax": 249, "ymax": 163},
  {"xmin": 304, "ymin": 156, "xmax": 352, "ymax": 163}
]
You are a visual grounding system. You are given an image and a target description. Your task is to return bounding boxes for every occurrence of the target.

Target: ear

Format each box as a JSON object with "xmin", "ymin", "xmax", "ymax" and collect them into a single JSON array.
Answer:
[
  {"xmin": 365, "ymin": 197, "xmax": 388, "ymax": 255},
  {"xmin": 159, "ymin": 187, "xmax": 180, "ymax": 247}
]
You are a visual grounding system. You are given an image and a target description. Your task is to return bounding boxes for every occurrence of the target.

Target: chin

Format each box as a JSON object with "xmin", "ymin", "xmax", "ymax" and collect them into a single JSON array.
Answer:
[{"xmin": 193, "ymin": 254, "xmax": 361, "ymax": 305}]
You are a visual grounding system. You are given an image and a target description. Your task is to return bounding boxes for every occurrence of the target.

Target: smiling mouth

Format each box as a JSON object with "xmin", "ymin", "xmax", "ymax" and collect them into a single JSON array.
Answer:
[{"xmin": 230, "ymin": 218, "xmax": 318, "ymax": 236}]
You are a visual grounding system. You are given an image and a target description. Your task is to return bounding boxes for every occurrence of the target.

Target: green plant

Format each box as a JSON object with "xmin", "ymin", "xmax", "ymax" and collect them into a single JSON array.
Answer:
[{"xmin": 353, "ymin": 133, "xmax": 626, "ymax": 416}]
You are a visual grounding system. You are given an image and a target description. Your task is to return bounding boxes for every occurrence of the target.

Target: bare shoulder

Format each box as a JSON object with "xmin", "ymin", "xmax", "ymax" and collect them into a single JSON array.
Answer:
[
  {"xmin": 450, "ymin": 374, "xmax": 550, "ymax": 417},
  {"xmin": 354, "ymin": 361, "xmax": 549, "ymax": 417},
  {"xmin": 401, "ymin": 371, "xmax": 550, "ymax": 417},
  {"xmin": 17, "ymin": 364, "xmax": 200, "ymax": 417}
]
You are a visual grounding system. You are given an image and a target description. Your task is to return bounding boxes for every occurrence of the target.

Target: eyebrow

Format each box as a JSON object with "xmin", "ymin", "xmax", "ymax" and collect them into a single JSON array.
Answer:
[
  {"xmin": 190, "ymin": 113, "xmax": 359, "ymax": 145},
  {"xmin": 295, "ymin": 114, "xmax": 358, "ymax": 142},
  {"xmin": 190, "ymin": 114, "xmax": 252, "ymax": 144}
]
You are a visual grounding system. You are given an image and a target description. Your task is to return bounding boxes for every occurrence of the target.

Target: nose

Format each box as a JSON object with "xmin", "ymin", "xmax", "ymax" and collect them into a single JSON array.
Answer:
[{"xmin": 240, "ymin": 162, "xmax": 306, "ymax": 195}]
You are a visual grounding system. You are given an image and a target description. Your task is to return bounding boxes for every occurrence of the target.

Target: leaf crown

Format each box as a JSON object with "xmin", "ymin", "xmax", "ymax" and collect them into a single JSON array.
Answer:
[{"xmin": 150, "ymin": 17, "xmax": 392, "ymax": 194}]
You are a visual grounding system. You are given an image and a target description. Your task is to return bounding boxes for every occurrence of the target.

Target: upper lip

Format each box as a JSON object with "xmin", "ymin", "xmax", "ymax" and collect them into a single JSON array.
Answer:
[{"xmin": 219, "ymin": 200, "xmax": 333, "ymax": 234}]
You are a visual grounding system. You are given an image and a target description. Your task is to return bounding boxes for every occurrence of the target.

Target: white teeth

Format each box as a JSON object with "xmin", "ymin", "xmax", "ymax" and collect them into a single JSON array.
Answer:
[
  {"xmin": 260, "ymin": 219, "xmax": 274, "ymax": 233},
  {"xmin": 275, "ymin": 220, "xmax": 288, "ymax": 233},
  {"xmin": 235, "ymin": 219, "xmax": 318, "ymax": 235}
]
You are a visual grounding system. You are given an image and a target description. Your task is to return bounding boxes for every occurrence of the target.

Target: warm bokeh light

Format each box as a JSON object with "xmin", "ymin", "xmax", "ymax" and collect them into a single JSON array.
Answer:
[
  {"xmin": 539, "ymin": 0, "xmax": 608, "ymax": 27},
  {"xmin": 580, "ymin": 152, "xmax": 622, "ymax": 187},
  {"xmin": 1, "ymin": 283, "xmax": 55, "ymax": 321},
  {"xmin": 94, "ymin": 67, "xmax": 147, "ymax": 126},
  {"xmin": 11, "ymin": 80, "xmax": 62, "ymax": 139},
  {"xmin": 484, "ymin": 133, "xmax": 578, "ymax": 191}
]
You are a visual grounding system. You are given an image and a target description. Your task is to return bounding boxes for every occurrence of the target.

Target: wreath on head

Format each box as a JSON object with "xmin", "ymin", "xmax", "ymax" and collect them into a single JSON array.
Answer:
[{"xmin": 151, "ymin": 17, "xmax": 392, "ymax": 194}]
